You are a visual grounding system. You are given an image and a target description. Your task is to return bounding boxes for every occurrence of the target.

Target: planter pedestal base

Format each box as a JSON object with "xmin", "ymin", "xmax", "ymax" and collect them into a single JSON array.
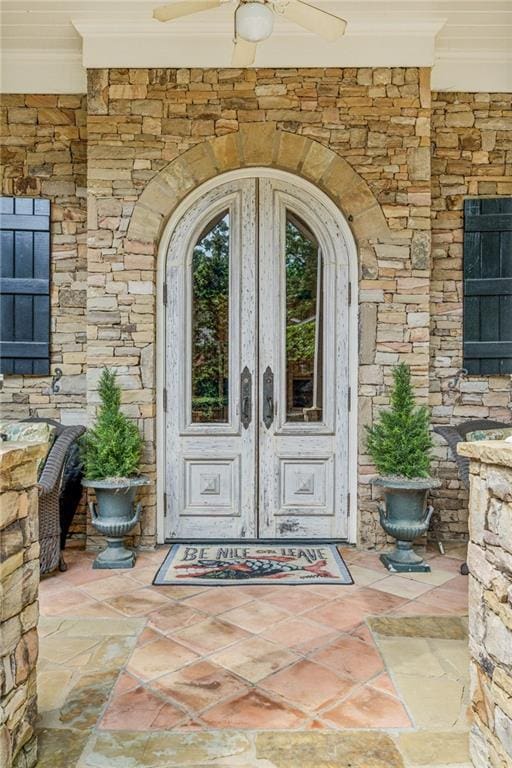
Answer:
[
  {"xmin": 93, "ymin": 539, "xmax": 136, "ymax": 569},
  {"xmin": 380, "ymin": 552, "xmax": 430, "ymax": 573}
]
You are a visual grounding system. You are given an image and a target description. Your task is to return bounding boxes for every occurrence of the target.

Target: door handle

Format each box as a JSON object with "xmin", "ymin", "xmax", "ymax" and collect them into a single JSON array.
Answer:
[
  {"xmin": 263, "ymin": 365, "xmax": 274, "ymax": 429},
  {"xmin": 240, "ymin": 366, "xmax": 252, "ymax": 429}
]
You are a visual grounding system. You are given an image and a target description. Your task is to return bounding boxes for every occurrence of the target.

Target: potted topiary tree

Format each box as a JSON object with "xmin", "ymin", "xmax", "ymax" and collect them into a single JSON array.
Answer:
[
  {"xmin": 82, "ymin": 368, "xmax": 149, "ymax": 569},
  {"xmin": 366, "ymin": 362, "xmax": 440, "ymax": 572}
]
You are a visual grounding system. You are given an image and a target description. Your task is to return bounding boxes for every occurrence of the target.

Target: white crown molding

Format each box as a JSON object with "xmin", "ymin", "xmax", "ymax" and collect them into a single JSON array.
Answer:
[
  {"xmin": 71, "ymin": 18, "xmax": 447, "ymax": 38},
  {"xmin": 1, "ymin": 15, "xmax": 510, "ymax": 93},
  {"xmin": 0, "ymin": 50, "xmax": 87, "ymax": 94},
  {"xmin": 435, "ymin": 50, "xmax": 512, "ymax": 63},
  {"xmin": 432, "ymin": 51, "xmax": 512, "ymax": 92},
  {"xmin": 72, "ymin": 17, "xmax": 447, "ymax": 68}
]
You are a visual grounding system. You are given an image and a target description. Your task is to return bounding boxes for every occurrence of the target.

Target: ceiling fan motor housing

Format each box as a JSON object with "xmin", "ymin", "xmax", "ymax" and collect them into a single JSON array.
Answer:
[{"xmin": 235, "ymin": 1, "xmax": 274, "ymax": 42}]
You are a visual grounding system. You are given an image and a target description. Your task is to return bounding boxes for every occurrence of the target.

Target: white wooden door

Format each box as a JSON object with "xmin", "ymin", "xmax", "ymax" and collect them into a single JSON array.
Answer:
[
  {"xmin": 258, "ymin": 178, "xmax": 349, "ymax": 539},
  {"xmin": 165, "ymin": 175, "xmax": 349, "ymax": 540},
  {"xmin": 165, "ymin": 178, "xmax": 258, "ymax": 538}
]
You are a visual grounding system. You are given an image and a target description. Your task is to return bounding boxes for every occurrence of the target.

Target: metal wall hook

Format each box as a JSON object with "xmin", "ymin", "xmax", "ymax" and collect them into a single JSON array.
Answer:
[
  {"xmin": 50, "ymin": 367, "xmax": 63, "ymax": 394},
  {"xmin": 448, "ymin": 368, "xmax": 468, "ymax": 391}
]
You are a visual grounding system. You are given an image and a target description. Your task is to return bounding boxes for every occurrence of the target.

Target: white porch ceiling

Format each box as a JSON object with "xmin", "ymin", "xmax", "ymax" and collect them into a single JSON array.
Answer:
[{"xmin": 1, "ymin": 0, "xmax": 511, "ymax": 93}]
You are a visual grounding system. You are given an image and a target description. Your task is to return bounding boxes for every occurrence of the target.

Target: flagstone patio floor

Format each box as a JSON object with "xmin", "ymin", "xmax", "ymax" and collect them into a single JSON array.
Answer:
[{"xmin": 36, "ymin": 543, "xmax": 471, "ymax": 767}]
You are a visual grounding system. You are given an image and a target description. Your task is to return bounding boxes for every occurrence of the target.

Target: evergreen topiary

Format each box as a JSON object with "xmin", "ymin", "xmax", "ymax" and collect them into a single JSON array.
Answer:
[
  {"xmin": 83, "ymin": 368, "xmax": 143, "ymax": 480},
  {"xmin": 366, "ymin": 362, "xmax": 433, "ymax": 479}
]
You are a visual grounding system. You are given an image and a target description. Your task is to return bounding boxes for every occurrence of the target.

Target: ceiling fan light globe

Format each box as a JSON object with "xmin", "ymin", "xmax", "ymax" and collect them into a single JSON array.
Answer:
[{"xmin": 235, "ymin": 2, "xmax": 274, "ymax": 42}]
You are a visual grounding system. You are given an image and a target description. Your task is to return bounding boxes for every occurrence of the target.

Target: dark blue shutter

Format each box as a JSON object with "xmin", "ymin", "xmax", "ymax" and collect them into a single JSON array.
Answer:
[
  {"xmin": 0, "ymin": 196, "xmax": 51, "ymax": 375},
  {"xmin": 463, "ymin": 198, "xmax": 512, "ymax": 375}
]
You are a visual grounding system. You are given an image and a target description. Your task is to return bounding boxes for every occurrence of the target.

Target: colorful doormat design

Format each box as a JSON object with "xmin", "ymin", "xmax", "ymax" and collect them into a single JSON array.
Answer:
[{"xmin": 153, "ymin": 543, "xmax": 353, "ymax": 586}]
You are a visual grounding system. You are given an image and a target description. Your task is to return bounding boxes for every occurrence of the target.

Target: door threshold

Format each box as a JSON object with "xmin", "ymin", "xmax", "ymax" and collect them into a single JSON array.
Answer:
[{"xmin": 164, "ymin": 537, "xmax": 350, "ymax": 544}]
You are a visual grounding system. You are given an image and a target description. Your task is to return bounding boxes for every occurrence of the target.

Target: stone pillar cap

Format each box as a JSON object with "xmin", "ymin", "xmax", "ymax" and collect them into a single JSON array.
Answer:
[{"xmin": 457, "ymin": 439, "xmax": 512, "ymax": 469}]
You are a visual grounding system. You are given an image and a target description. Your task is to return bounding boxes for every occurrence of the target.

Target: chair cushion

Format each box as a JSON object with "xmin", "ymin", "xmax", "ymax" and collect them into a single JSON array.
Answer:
[
  {"xmin": 0, "ymin": 421, "xmax": 56, "ymax": 473},
  {"xmin": 466, "ymin": 427, "xmax": 512, "ymax": 442}
]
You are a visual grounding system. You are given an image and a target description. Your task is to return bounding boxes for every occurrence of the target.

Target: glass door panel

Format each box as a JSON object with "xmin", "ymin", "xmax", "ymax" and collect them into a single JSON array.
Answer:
[
  {"xmin": 285, "ymin": 211, "xmax": 323, "ymax": 423},
  {"xmin": 191, "ymin": 211, "xmax": 230, "ymax": 424}
]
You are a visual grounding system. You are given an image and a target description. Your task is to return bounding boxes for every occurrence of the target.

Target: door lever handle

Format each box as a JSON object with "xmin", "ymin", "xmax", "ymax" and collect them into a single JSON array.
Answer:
[
  {"xmin": 263, "ymin": 366, "xmax": 274, "ymax": 429},
  {"xmin": 240, "ymin": 367, "xmax": 252, "ymax": 429}
]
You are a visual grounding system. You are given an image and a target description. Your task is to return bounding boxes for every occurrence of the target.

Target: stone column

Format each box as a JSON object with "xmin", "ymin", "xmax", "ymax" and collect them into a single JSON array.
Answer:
[
  {"xmin": 0, "ymin": 442, "xmax": 46, "ymax": 768},
  {"xmin": 458, "ymin": 440, "xmax": 512, "ymax": 767}
]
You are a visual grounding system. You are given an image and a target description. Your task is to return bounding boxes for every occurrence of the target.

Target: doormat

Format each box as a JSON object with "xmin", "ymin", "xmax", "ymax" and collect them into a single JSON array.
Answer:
[{"xmin": 153, "ymin": 543, "xmax": 353, "ymax": 586}]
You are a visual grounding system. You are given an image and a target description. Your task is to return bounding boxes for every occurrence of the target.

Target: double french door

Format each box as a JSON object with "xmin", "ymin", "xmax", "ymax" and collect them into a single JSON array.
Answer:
[{"xmin": 165, "ymin": 174, "xmax": 350, "ymax": 540}]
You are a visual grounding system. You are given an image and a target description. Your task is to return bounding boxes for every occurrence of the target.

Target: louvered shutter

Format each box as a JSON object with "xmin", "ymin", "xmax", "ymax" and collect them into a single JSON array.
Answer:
[
  {"xmin": 463, "ymin": 198, "xmax": 512, "ymax": 375},
  {"xmin": 0, "ymin": 196, "xmax": 51, "ymax": 375}
]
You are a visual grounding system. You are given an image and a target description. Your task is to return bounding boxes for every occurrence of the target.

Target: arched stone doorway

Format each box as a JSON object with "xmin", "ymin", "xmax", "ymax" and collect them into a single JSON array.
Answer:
[{"xmin": 120, "ymin": 127, "xmax": 392, "ymax": 544}]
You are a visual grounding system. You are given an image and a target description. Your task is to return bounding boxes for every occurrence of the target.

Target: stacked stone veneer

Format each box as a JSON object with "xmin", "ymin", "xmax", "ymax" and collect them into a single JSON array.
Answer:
[
  {"xmin": 458, "ymin": 440, "xmax": 512, "ymax": 767},
  {"xmin": 430, "ymin": 92, "xmax": 512, "ymax": 539},
  {"xmin": 0, "ymin": 442, "xmax": 45, "ymax": 768},
  {"xmin": 0, "ymin": 95, "xmax": 88, "ymax": 422},
  {"xmin": 87, "ymin": 66, "xmax": 432, "ymax": 548},
  {"xmin": 0, "ymin": 96, "xmax": 88, "ymax": 539},
  {"xmin": 0, "ymin": 76, "xmax": 511, "ymax": 548}
]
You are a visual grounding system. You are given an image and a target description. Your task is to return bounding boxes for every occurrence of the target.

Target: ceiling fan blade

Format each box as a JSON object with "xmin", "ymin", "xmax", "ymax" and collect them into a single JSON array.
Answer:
[
  {"xmin": 275, "ymin": 0, "xmax": 346, "ymax": 41},
  {"xmin": 231, "ymin": 38, "xmax": 257, "ymax": 66},
  {"xmin": 153, "ymin": 0, "xmax": 221, "ymax": 22}
]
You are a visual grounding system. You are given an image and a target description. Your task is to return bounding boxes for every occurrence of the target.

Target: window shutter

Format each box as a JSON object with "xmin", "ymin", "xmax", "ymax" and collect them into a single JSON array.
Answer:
[
  {"xmin": 0, "ymin": 196, "xmax": 51, "ymax": 375},
  {"xmin": 463, "ymin": 198, "xmax": 512, "ymax": 375}
]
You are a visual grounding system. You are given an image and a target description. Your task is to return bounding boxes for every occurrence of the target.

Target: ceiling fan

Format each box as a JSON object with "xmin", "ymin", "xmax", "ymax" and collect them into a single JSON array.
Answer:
[{"xmin": 153, "ymin": 0, "xmax": 347, "ymax": 66}]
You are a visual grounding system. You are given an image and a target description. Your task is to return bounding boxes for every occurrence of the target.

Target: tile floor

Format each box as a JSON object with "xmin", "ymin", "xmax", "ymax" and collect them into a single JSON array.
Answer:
[{"xmin": 36, "ymin": 543, "xmax": 471, "ymax": 767}]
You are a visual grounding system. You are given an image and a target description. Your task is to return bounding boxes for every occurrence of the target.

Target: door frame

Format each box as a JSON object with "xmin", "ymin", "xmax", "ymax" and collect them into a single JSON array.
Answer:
[{"xmin": 156, "ymin": 167, "xmax": 359, "ymax": 544}]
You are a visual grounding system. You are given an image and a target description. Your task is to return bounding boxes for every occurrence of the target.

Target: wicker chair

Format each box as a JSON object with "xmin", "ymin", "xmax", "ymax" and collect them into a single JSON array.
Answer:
[
  {"xmin": 22, "ymin": 417, "xmax": 86, "ymax": 575},
  {"xmin": 434, "ymin": 419, "xmax": 509, "ymax": 575},
  {"xmin": 434, "ymin": 419, "xmax": 510, "ymax": 488}
]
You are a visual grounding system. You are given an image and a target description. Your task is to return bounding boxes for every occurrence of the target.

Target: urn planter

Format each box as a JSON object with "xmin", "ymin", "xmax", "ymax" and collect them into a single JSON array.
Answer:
[
  {"xmin": 373, "ymin": 476, "xmax": 441, "ymax": 573},
  {"xmin": 82, "ymin": 476, "xmax": 150, "ymax": 569}
]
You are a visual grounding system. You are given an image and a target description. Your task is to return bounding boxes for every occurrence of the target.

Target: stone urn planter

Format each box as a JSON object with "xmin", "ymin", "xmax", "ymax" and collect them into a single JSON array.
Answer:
[
  {"xmin": 373, "ymin": 476, "xmax": 441, "ymax": 572},
  {"xmin": 82, "ymin": 476, "xmax": 150, "ymax": 569},
  {"xmin": 81, "ymin": 368, "xmax": 148, "ymax": 569},
  {"xmin": 366, "ymin": 363, "xmax": 439, "ymax": 573}
]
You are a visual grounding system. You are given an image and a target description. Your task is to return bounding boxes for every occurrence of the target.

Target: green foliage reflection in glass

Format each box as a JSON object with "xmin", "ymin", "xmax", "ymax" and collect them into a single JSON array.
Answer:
[
  {"xmin": 191, "ymin": 211, "xmax": 230, "ymax": 423},
  {"xmin": 285, "ymin": 213, "xmax": 323, "ymax": 422}
]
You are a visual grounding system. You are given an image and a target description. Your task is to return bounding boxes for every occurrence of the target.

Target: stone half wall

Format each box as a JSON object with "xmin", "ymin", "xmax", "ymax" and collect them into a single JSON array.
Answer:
[
  {"xmin": 430, "ymin": 92, "xmax": 512, "ymax": 539},
  {"xmin": 458, "ymin": 439, "xmax": 512, "ymax": 767},
  {"xmin": 86, "ymin": 66, "xmax": 432, "ymax": 548},
  {"xmin": 0, "ymin": 95, "xmax": 88, "ymax": 422},
  {"xmin": 0, "ymin": 441, "xmax": 45, "ymax": 768}
]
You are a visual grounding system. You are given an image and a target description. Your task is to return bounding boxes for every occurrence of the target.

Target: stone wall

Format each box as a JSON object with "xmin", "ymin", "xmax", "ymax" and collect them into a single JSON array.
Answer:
[
  {"xmin": 0, "ymin": 95, "xmax": 88, "ymax": 540},
  {"xmin": 430, "ymin": 92, "xmax": 512, "ymax": 539},
  {"xmin": 87, "ymin": 66, "xmax": 432, "ymax": 548},
  {"xmin": 0, "ymin": 95, "xmax": 88, "ymax": 424},
  {"xmin": 1, "ymin": 78, "xmax": 510, "ymax": 548},
  {"xmin": 0, "ymin": 442, "xmax": 46, "ymax": 768},
  {"xmin": 458, "ymin": 439, "xmax": 512, "ymax": 767}
]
